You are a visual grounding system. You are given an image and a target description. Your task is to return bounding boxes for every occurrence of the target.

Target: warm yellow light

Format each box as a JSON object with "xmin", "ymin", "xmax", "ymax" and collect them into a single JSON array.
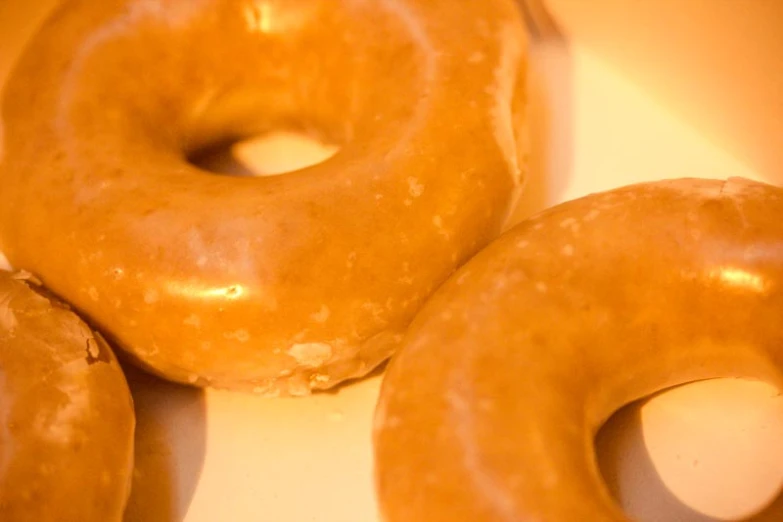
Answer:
[
  {"xmin": 244, "ymin": 1, "xmax": 273, "ymax": 34},
  {"xmin": 164, "ymin": 281, "xmax": 246, "ymax": 301},
  {"xmin": 709, "ymin": 266, "xmax": 767, "ymax": 293},
  {"xmin": 243, "ymin": 1, "xmax": 313, "ymax": 35}
]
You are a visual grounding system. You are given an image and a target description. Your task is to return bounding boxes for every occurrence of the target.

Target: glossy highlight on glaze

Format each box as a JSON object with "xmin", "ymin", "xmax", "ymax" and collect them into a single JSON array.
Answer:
[
  {"xmin": 0, "ymin": 0, "xmax": 529, "ymax": 393},
  {"xmin": 374, "ymin": 177, "xmax": 783, "ymax": 521}
]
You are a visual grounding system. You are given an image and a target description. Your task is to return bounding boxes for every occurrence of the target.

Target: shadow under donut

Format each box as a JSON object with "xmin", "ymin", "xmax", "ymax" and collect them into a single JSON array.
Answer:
[
  {"xmin": 122, "ymin": 365, "xmax": 207, "ymax": 522},
  {"xmin": 505, "ymin": 0, "xmax": 575, "ymax": 227}
]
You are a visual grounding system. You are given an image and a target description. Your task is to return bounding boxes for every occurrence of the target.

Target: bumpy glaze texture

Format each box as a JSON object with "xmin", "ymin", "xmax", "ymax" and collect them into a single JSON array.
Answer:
[
  {"xmin": 0, "ymin": 270, "xmax": 135, "ymax": 521},
  {"xmin": 0, "ymin": 0, "xmax": 529, "ymax": 393},
  {"xmin": 374, "ymin": 177, "xmax": 783, "ymax": 521}
]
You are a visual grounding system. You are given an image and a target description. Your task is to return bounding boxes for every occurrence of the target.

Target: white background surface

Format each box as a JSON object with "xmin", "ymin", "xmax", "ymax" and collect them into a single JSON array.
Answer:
[{"xmin": 2, "ymin": 3, "xmax": 783, "ymax": 522}]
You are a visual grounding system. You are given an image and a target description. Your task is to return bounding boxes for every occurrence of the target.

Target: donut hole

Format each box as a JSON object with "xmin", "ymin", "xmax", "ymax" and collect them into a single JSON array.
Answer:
[
  {"xmin": 188, "ymin": 130, "xmax": 340, "ymax": 177},
  {"xmin": 596, "ymin": 378, "xmax": 783, "ymax": 521},
  {"xmin": 60, "ymin": 0, "xmax": 429, "ymax": 182}
]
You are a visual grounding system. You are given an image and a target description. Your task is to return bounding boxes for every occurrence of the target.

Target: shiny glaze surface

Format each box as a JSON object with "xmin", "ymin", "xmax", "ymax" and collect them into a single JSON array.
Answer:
[
  {"xmin": 0, "ymin": 270, "xmax": 135, "ymax": 521},
  {"xmin": 0, "ymin": 0, "xmax": 529, "ymax": 392},
  {"xmin": 374, "ymin": 177, "xmax": 783, "ymax": 521}
]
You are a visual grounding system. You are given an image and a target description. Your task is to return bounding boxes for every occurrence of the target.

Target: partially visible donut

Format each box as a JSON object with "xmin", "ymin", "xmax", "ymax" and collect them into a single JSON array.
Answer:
[
  {"xmin": 373, "ymin": 177, "xmax": 783, "ymax": 521},
  {"xmin": 0, "ymin": 0, "xmax": 529, "ymax": 394},
  {"xmin": 0, "ymin": 270, "xmax": 134, "ymax": 521}
]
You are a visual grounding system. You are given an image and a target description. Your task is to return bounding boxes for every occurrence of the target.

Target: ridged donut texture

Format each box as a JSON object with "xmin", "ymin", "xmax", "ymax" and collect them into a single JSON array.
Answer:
[
  {"xmin": 374, "ymin": 177, "xmax": 783, "ymax": 521},
  {"xmin": 0, "ymin": 270, "xmax": 134, "ymax": 521},
  {"xmin": 0, "ymin": 0, "xmax": 528, "ymax": 393}
]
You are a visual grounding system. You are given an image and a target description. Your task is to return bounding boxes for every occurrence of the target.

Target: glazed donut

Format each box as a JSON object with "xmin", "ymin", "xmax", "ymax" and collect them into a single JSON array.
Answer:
[
  {"xmin": 0, "ymin": 0, "xmax": 529, "ymax": 393},
  {"xmin": 0, "ymin": 270, "xmax": 134, "ymax": 521},
  {"xmin": 373, "ymin": 177, "xmax": 783, "ymax": 521}
]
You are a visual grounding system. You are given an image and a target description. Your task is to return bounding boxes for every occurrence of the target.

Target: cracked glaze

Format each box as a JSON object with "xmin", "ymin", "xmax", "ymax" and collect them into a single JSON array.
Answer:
[
  {"xmin": 0, "ymin": 271, "xmax": 134, "ymax": 521},
  {"xmin": 0, "ymin": 0, "xmax": 529, "ymax": 392},
  {"xmin": 374, "ymin": 177, "xmax": 783, "ymax": 521}
]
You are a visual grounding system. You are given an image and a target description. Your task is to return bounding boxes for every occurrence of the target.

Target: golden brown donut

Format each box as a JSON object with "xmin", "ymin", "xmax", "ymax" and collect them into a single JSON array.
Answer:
[
  {"xmin": 373, "ymin": 177, "xmax": 783, "ymax": 521},
  {"xmin": 0, "ymin": 0, "xmax": 529, "ymax": 394},
  {"xmin": 0, "ymin": 270, "xmax": 134, "ymax": 521}
]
